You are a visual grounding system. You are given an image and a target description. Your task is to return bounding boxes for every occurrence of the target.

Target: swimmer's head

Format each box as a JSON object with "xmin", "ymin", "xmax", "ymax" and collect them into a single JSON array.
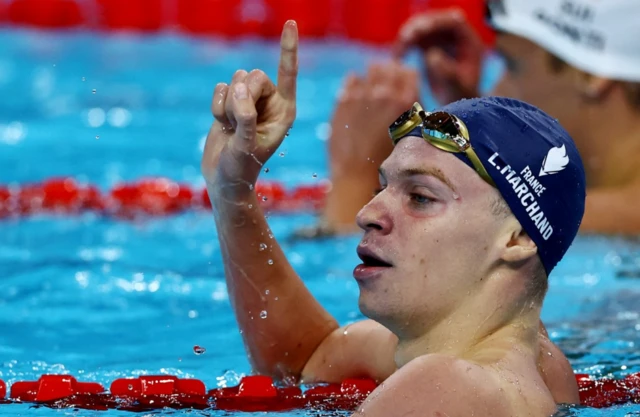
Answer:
[
  {"xmin": 354, "ymin": 97, "xmax": 585, "ymax": 332},
  {"xmin": 485, "ymin": 0, "xmax": 640, "ymax": 143}
]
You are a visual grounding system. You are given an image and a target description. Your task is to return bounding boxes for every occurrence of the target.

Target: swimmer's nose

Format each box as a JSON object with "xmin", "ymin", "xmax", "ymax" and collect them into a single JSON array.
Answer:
[{"xmin": 356, "ymin": 196, "xmax": 392, "ymax": 235}]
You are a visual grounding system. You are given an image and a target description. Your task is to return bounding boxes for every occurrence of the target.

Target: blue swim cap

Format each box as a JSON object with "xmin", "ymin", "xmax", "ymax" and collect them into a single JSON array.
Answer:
[{"xmin": 416, "ymin": 97, "xmax": 586, "ymax": 274}]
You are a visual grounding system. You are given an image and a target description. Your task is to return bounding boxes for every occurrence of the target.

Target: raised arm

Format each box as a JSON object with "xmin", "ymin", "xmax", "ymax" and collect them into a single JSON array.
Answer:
[{"xmin": 200, "ymin": 21, "xmax": 338, "ymax": 381}]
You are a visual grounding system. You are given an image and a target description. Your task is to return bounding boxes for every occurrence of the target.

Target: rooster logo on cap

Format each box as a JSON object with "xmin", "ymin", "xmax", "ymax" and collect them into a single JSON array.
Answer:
[{"xmin": 540, "ymin": 145, "xmax": 569, "ymax": 176}]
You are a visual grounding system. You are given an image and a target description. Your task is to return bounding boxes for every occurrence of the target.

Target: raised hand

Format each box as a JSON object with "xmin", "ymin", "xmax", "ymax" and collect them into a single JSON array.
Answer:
[
  {"xmin": 201, "ymin": 20, "xmax": 299, "ymax": 198},
  {"xmin": 393, "ymin": 9, "xmax": 485, "ymax": 105}
]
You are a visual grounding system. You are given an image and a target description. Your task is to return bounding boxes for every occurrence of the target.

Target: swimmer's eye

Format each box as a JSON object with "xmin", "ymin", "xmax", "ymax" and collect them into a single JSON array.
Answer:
[
  {"xmin": 410, "ymin": 193, "xmax": 432, "ymax": 205},
  {"xmin": 502, "ymin": 54, "xmax": 520, "ymax": 74}
]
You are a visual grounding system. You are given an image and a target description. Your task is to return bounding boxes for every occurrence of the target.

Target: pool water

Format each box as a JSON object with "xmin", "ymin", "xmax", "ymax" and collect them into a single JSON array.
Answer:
[{"xmin": 0, "ymin": 28, "xmax": 639, "ymax": 416}]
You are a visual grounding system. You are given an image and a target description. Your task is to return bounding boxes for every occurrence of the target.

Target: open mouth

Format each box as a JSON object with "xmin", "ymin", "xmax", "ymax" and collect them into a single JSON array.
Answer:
[{"xmin": 357, "ymin": 251, "xmax": 393, "ymax": 267}]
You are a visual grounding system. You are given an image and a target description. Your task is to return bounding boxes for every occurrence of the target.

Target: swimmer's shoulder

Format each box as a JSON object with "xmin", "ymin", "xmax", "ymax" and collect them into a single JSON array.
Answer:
[
  {"xmin": 352, "ymin": 354, "xmax": 513, "ymax": 417},
  {"xmin": 301, "ymin": 319, "xmax": 398, "ymax": 384},
  {"xmin": 537, "ymin": 332, "xmax": 580, "ymax": 404}
]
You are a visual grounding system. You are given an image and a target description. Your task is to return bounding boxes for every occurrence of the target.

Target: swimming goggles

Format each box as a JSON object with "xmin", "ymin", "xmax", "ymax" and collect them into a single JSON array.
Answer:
[{"xmin": 388, "ymin": 102, "xmax": 496, "ymax": 187}]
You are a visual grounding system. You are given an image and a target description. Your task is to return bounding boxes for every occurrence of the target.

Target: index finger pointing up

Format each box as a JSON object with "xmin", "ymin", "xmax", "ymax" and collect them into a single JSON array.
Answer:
[{"xmin": 277, "ymin": 20, "xmax": 299, "ymax": 101}]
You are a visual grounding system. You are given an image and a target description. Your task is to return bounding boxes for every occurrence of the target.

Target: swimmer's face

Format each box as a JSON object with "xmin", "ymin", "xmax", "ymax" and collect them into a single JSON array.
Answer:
[
  {"xmin": 354, "ymin": 136, "xmax": 511, "ymax": 333},
  {"xmin": 491, "ymin": 33, "xmax": 585, "ymax": 144}
]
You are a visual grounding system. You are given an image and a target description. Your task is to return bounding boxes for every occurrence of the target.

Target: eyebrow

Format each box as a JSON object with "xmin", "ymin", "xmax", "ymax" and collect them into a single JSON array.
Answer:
[{"xmin": 378, "ymin": 167, "xmax": 457, "ymax": 192}]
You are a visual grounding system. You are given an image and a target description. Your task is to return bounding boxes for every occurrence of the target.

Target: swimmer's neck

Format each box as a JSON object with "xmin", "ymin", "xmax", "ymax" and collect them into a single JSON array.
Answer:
[{"xmin": 392, "ymin": 299, "xmax": 541, "ymax": 369}]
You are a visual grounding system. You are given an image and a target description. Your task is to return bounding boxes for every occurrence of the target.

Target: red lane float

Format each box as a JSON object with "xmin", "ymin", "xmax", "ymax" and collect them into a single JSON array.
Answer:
[
  {"xmin": 7, "ymin": 0, "xmax": 83, "ymax": 29},
  {"xmin": 111, "ymin": 375, "xmax": 209, "ymax": 410},
  {"xmin": 0, "ymin": 177, "xmax": 330, "ymax": 219},
  {"xmin": 1, "ymin": 0, "xmax": 494, "ymax": 47},
  {"xmin": 343, "ymin": 0, "xmax": 412, "ymax": 45},
  {"xmin": 176, "ymin": 0, "xmax": 247, "ymax": 37},
  {"xmin": 0, "ymin": 372, "xmax": 639, "ymax": 411},
  {"xmin": 1, "ymin": 374, "xmax": 375, "ymax": 412},
  {"xmin": 262, "ymin": 0, "xmax": 333, "ymax": 39},
  {"xmin": 10, "ymin": 375, "xmax": 104, "ymax": 403},
  {"xmin": 96, "ymin": 0, "xmax": 164, "ymax": 32},
  {"xmin": 576, "ymin": 372, "xmax": 640, "ymax": 408}
]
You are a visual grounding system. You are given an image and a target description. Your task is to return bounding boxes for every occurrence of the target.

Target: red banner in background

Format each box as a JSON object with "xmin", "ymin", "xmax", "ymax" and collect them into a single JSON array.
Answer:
[{"xmin": 0, "ymin": 0, "xmax": 495, "ymax": 47}]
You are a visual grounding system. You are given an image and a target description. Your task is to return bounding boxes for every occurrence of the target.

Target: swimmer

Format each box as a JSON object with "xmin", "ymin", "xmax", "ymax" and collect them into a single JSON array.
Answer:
[
  {"xmin": 201, "ymin": 21, "xmax": 584, "ymax": 416},
  {"xmin": 318, "ymin": 0, "xmax": 640, "ymax": 236}
]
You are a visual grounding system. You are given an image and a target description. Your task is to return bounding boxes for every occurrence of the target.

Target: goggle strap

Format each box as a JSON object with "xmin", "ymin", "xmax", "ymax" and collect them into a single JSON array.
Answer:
[{"xmin": 465, "ymin": 148, "xmax": 496, "ymax": 187}]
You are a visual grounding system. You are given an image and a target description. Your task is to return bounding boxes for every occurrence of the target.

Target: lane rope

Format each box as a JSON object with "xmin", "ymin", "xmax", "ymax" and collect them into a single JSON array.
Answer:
[
  {"xmin": 0, "ymin": 177, "xmax": 330, "ymax": 219},
  {"xmin": 1, "ymin": 372, "xmax": 638, "ymax": 411}
]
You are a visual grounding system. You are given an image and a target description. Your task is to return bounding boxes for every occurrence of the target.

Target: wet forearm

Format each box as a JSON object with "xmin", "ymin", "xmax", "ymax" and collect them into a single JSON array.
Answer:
[{"xmin": 209, "ymin": 185, "xmax": 339, "ymax": 380}]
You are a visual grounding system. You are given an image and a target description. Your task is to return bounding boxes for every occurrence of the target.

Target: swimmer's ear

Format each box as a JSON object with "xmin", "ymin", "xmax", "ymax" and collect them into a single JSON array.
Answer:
[
  {"xmin": 575, "ymin": 72, "xmax": 614, "ymax": 102},
  {"xmin": 500, "ymin": 221, "xmax": 538, "ymax": 265}
]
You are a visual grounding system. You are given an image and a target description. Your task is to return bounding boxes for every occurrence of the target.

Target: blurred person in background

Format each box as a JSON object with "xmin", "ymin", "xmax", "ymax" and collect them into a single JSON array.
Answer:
[{"xmin": 304, "ymin": 0, "xmax": 640, "ymax": 238}]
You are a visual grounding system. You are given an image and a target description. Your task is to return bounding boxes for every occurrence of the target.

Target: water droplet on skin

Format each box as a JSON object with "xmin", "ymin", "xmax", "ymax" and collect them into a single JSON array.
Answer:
[
  {"xmin": 265, "ymin": 289, "xmax": 270, "ymax": 295},
  {"xmin": 248, "ymin": 204, "xmax": 253, "ymax": 209},
  {"xmin": 92, "ymin": 89, "xmax": 97, "ymax": 94},
  {"xmin": 260, "ymin": 310, "xmax": 268, "ymax": 319},
  {"xmin": 274, "ymin": 296, "xmax": 279, "ymax": 301},
  {"xmin": 264, "ymin": 167, "xmax": 269, "ymax": 173},
  {"xmin": 262, "ymin": 196, "xmax": 268, "ymax": 202},
  {"xmin": 193, "ymin": 345, "xmax": 206, "ymax": 355},
  {"xmin": 345, "ymin": 124, "xmax": 349, "ymax": 129},
  {"xmin": 267, "ymin": 259, "xmax": 274, "ymax": 265},
  {"xmin": 259, "ymin": 243, "xmax": 267, "ymax": 251},
  {"xmin": 453, "ymin": 193, "xmax": 460, "ymax": 200}
]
